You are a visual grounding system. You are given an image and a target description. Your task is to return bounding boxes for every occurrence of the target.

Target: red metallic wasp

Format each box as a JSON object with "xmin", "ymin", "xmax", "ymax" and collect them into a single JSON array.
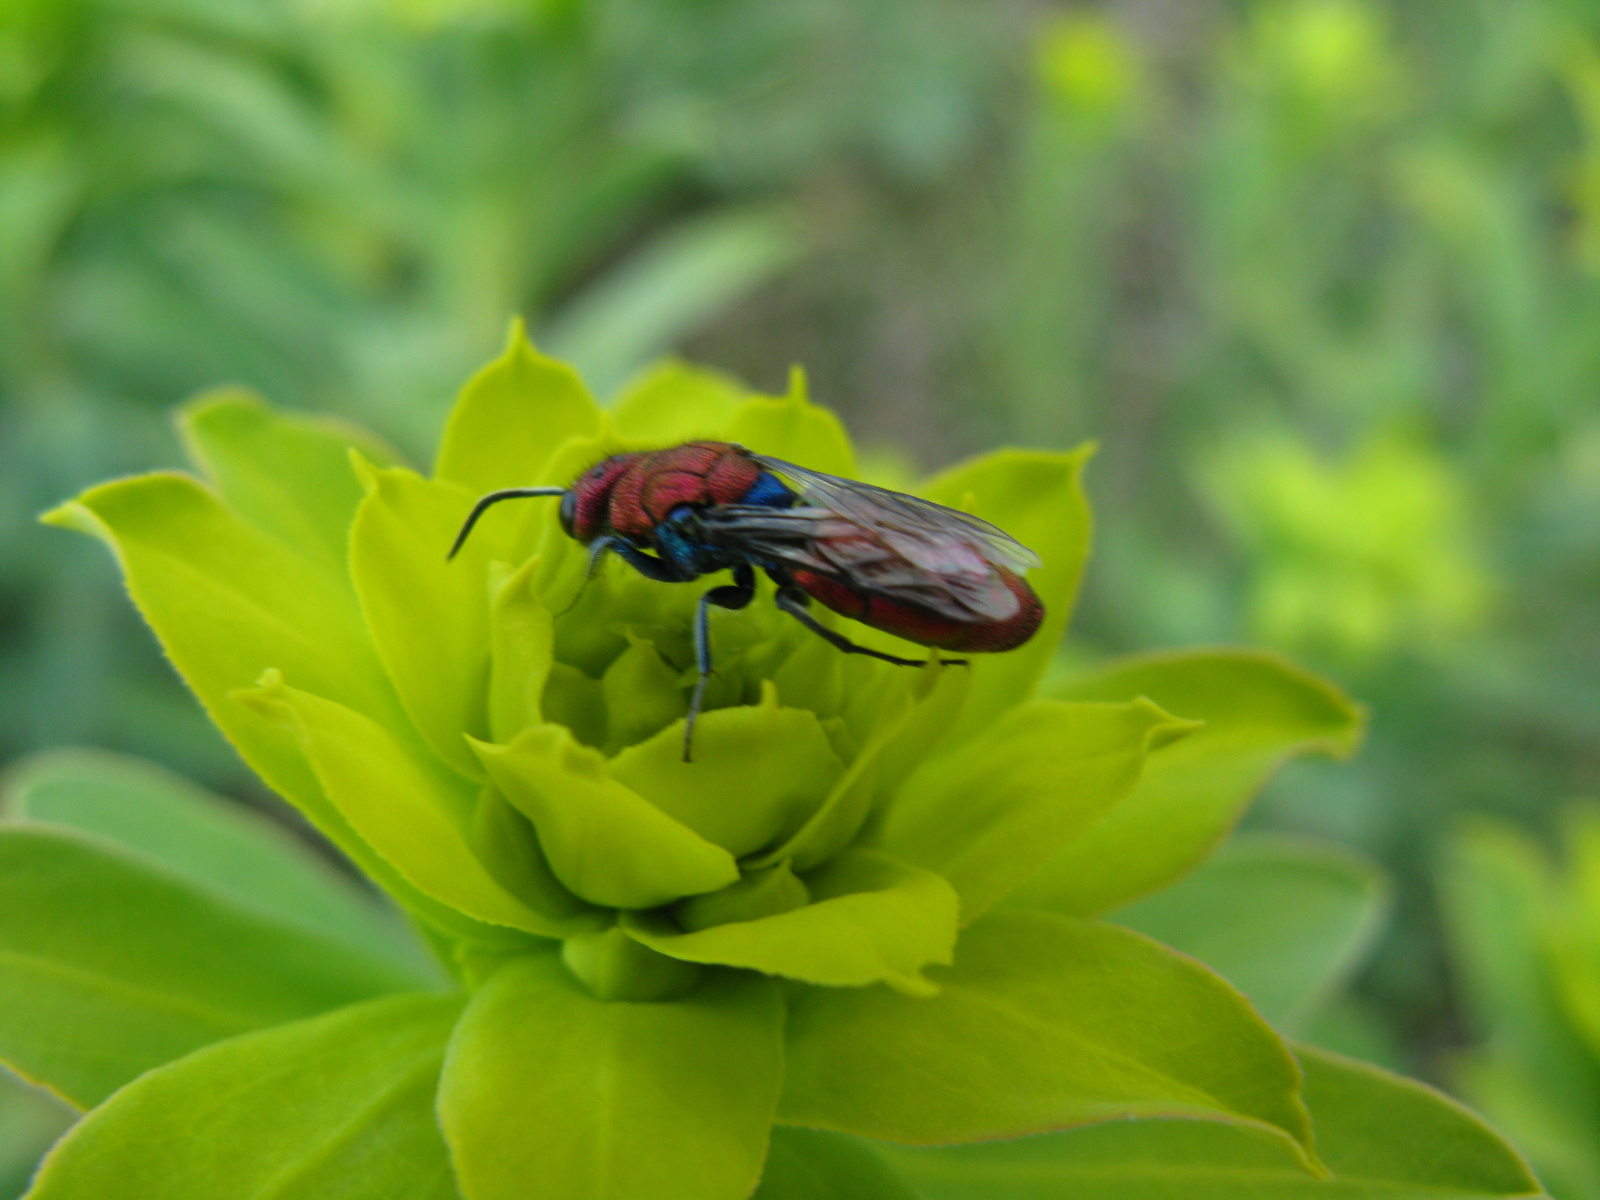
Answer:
[{"xmin": 449, "ymin": 441, "xmax": 1043, "ymax": 760}]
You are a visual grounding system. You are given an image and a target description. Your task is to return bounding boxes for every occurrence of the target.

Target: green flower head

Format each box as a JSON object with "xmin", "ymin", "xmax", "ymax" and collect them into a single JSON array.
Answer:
[{"xmin": 41, "ymin": 324, "xmax": 1371, "ymax": 1200}]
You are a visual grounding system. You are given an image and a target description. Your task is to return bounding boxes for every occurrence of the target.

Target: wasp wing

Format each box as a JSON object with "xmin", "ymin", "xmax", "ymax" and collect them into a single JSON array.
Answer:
[
  {"xmin": 751, "ymin": 456, "xmax": 1041, "ymax": 572},
  {"xmin": 700, "ymin": 457, "xmax": 1041, "ymax": 623},
  {"xmin": 696, "ymin": 505, "xmax": 1003, "ymax": 622}
]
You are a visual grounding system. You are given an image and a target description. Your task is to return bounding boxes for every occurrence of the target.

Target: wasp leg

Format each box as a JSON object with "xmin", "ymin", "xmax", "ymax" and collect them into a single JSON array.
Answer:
[
  {"xmin": 685, "ymin": 564, "xmax": 757, "ymax": 763},
  {"xmin": 552, "ymin": 538, "xmax": 624, "ymax": 618},
  {"xmin": 773, "ymin": 586, "xmax": 967, "ymax": 668},
  {"xmin": 606, "ymin": 538, "xmax": 698, "ymax": 584}
]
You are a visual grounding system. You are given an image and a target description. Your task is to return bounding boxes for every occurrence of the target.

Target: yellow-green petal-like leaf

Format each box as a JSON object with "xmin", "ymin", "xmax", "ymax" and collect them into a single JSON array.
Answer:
[
  {"xmin": 543, "ymin": 661, "xmax": 609, "ymax": 749},
  {"xmin": 601, "ymin": 636, "xmax": 688, "ymax": 753},
  {"xmin": 3, "ymin": 748, "xmax": 435, "ymax": 977},
  {"xmin": 875, "ymin": 698, "xmax": 1196, "ymax": 925},
  {"xmin": 608, "ymin": 692, "xmax": 845, "ymax": 859},
  {"xmin": 751, "ymin": 686, "xmax": 914, "ymax": 874},
  {"xmin": 350, "ymin": 462, "xmax": 492, "ymax": 778},
  {"xmin": 1014, "ymin": 648, "xmax": 1363, "ymax": 916},
  {"xmin": 469, "ymin": 790, "xmax": 605, "ymax": 933},
  {"xmin": 239, "ymin": 675, "xmax": 561, "ymax": 938},
  {"xmin": 487, "ymin": 558, "xmax": 555, "ymax": 743},
  {"xmin": 779, "ymin": 909, "xmax": 1315, "ymax": 1160},
  {"xmin": 1296, "ymin": 1046, "xmax": 1541, "ymax": 1195},
  {"xmin": 438, "ymin": 952, "xmax": 784, "ymax": 1200},
  {"xmin": 612, "ymin": 359, "xmax": 748, "ymax": 445},
  {"xmin": 41, "ymin": 473, "xmax": 403, "ymax": 842},
  {"xmin": 754, "ymin": 1128, "xmax": 921, "ymax": 1200},
  {"xmin": 883, "ymin": 1045, "xmax": 1541, "ymax": 1199},
  {"xmin": 434, "ymin": 319, "xmax": 601, "ymax": 494},
  {"xmin": 864, "ymin": 663, "xmax": 973, "ymax": 807},
  {"xmin": 1114, "ymin": 833, "xmax": 1390, "ymax": 1034},
  {"xmin": 0, "ymin": 825, "xmax": 416, "ymax": 1110},
  {"xmin": 921, "ymin": 447, "xmax": 1093, "ymax": 741},
  {"xmin": 675, "ymin": 862, "xmax": 811, "ymax": 933},
  {"xmin": 471, "ymin": 725, "xmax": 739, "ymax": 909},
  {"xmin": 725, "ymin": 370, "xmax": 856, "ymax": 477},
  {"xmin": 41, "ymin": 479, "xmax": 498, "ymax": 946},
  {"xmin": 178, "ymin": 387, "xmax": 397, "ymax": 581},
  {"xmin": 624, "ymin": 848, "xmax": 958, "ymax": 993},
  {"xmin": 27, "ymin": 992, "xmax": 464, "ymax": 1200}
]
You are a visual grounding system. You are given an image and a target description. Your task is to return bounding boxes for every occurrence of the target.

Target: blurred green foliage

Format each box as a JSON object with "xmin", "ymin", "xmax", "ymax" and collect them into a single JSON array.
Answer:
[
  {"xmin": 944, "ymin": 0, "xmax": 1600, "ymax": 1050},
  {"xmin": 5, "ymin": 0, "xmax": 1600, "ymax": 1175},
  {"xmin": 1442, "ymin": 811, "xmax": 1600, "ymax": 1199},
  {"xmin": 0, "ymin": 0, "xmax": 1000, "ymax": 785}
]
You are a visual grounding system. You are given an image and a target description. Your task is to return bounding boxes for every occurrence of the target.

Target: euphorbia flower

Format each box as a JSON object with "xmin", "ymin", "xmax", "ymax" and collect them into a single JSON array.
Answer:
[{"xmin": 29, "ymin": 326, "xmax": 1376, "ymax": 1200}]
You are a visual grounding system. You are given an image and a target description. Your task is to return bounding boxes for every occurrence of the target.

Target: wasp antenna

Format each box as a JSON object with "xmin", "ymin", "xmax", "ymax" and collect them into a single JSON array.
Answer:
[{"xmin": 447, "ymin": 487, "xmax": 566, "ymax": 560}]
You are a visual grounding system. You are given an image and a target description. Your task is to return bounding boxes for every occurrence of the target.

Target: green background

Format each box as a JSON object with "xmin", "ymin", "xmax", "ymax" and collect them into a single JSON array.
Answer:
[{"xmin": 3, "ymin": 0, "xmax": 1599, "ymax": 1192}]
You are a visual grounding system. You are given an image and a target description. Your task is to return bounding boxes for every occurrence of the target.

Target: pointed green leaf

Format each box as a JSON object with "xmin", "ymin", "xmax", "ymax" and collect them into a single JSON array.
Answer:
[
  {"xmin": 770, "ymin": 631, "xmax": 847, "ymax": 722},
  {"xmin": 471, "ymin": 724, "xmax": 738, "ymax": 909},
  {"xmin": 601, "ymin": 636, "xmax": 688, "ymax": 753},
  {"xmin": 468, "ymin": 789, "xmax": 604, "ymax": 931},
  {"xmin": 876, "ymin": 698, "xmax": 1196, "ymax": 924},
  {"xmin": 864, "ymin": 662, "xmax": 973, "ymax": 808},
  {"xmin": 624, "ymin": 848, "xmax": 959, "ymax": 993},
  {"xmin": 239, "ymin": 674, "xmax": 560, "ymax": 938},
  {"xmin": 753, "ymin": 1128, "xmax": 921, "ymax": 1200},
  {"xmin": 178, "ymin": 386, "xmax": 398, "ymax": 580},
  {"xmin": 27, "ymin": 993, "xmax": 464, "ymax": 1200},
  {"xmin": 1014, "ymin": 648, "xmax": 1363, "ymax": 916},
  {"xmin": 435, "ymin": 319, "xmax": 602, "ymax": 494},
  {"xmin": 1452, "ymin": 1056, "xmax": 1593, "ymax": 1200},
  {"xmin": 1296, "ymin": 1047, "xmax": 1541, "ymax": 1195},
  {"xmin": 1114, "ymin": 834, "xmax": 1390, "ymax": 1033},
  {"xmin": 0, "ymin": 825, "xmax": 417, "ymax": 1109},
  {"xmin": 882, "ymin": 1045, "xmax": 1541, "ymax": 1199},
  {"xmin": 921, "ymin": 448, "xmax": 1093, "ymax": 740},
  {"xmin": 487, "ymin": 558, "xmax": 556, "ymax": 743},
  {"xmin": 779, "ymin": 909, "xmax": 1314, "ymax": 1158},
  {"xmin": 674, "ymin": 861, "xmax": 812, "ymax": 932},
  {"xmin": 611, "ymin": 359, "xmax": 748, "ymax": 445},
  {"xmin": 39, "ymin": 478, "xmax": 493, "ymax": 945},
  {"xmin": 608, "ymin": 694, "xmax": 845, "ymax": 858},
  {"xmin": 351, "ymin": 462, "xmax": 493, "ymax": 778},
  {"xmin": 752, "ymin": 686, "xmax": 914, "ymax": 874},
  {"xmin": 3, "ymin": 748, "xmax": 435, "ymax": 977},
  {"xmin": 544, "ymin": 661, "xmax": 609, "ymax": 749},
  {"xmin": 41, "ymin": 473, "xmax": 404, "ymax": 836},
  {"xmin": 438, "ymin": 952, "xmax": 784, "ymax": 1200},
  {"xmin": 725, "ymin": 372, "xmax": 856, "ymax": 477}
]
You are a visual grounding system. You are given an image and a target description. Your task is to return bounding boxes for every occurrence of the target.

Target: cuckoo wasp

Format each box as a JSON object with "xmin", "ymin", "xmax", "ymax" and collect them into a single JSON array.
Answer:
[{"xmin": 449, "ymin": 442, "xmax": 1043, "ymax": 760}]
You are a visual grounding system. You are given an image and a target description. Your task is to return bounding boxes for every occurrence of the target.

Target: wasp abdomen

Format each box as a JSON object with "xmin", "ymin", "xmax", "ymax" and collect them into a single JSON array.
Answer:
[{"xmin": 791, "ymin": 566, "xmax": 1043, "ymax": 653}]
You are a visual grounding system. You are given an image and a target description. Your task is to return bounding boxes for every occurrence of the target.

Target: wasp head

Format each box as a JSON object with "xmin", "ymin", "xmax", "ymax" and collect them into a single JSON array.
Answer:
[{"xmin": 564, "ymin": 453, "xmax": 646, "ymax": 544}]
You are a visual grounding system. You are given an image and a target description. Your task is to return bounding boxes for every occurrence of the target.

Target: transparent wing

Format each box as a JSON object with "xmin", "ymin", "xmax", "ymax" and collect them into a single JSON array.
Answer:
[
  {"xmin": 751, "ymin": 456, "xmax": 1042, "ymax": 572},
  {"xmin": 696, "ymin": 505, "xmax": 1011, "ymax": 622},
  {"xmin": 696, "ymin": 456, "xmax": 1041, "ymax": 623}
]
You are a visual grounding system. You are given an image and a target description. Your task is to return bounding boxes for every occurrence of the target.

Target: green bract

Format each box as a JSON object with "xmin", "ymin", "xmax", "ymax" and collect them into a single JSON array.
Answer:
[{"xmin": 11, "ymin": 328, "xmax": 1537, "ymax": 1199}]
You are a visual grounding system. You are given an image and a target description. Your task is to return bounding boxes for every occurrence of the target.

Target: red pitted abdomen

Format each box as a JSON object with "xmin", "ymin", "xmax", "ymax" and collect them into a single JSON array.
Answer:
[{"xmin": 791, "ymin": 567, "xmax": 1043, "ymax": 653}]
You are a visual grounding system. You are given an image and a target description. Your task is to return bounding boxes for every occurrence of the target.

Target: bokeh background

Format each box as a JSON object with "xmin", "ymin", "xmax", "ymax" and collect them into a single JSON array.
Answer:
[{"xmin": 5, "ymin": 0, "xmax": 1600, "ymax": 1191}]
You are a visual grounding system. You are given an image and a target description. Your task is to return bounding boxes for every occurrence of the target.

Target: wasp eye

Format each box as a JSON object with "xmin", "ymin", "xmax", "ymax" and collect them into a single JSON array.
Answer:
[{"xmin": 558, "ymin": 490, "xmax": 577, "ymax": 538}]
